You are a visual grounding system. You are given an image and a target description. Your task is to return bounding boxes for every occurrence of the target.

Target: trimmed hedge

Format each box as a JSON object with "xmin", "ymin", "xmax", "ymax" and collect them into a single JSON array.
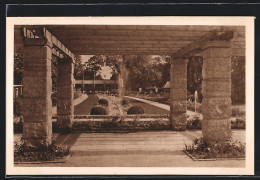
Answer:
[
  {"xmin": 98, "ymin": 98, "xmax": 109, "ymax": 106},
  {"xmin": 127, "ymin": 106, "xmax": 144, "ymax": 115},
  {"xmin": 90, "ymin": 106, "xmax": 107, "ymax": 115}
]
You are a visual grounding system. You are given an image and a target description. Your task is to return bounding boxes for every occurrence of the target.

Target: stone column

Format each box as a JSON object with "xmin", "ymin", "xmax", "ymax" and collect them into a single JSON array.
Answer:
[
  {"xmin": 201, "ymin": 41, "xmax": 232, "ymax": 144},
  {"xmin": 170, "ymin": 59, "xmax": 188, "ymax": 130},
  {"xmin": 57, "ymin": 58, "xmax": 74, "ymax": 132},
  {"xmin": 22, "ymin": 38, "xmax": 52, "ymax": 148}
]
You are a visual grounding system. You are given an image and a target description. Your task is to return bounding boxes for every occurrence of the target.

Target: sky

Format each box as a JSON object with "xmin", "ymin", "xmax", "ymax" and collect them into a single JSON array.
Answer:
[{"xmin": 81, "ymin": 55, "xmax": 94, "ymax": 64}]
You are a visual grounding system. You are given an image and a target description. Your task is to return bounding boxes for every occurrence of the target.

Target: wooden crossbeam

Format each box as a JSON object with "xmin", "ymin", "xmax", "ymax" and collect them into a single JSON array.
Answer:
[
  {"xmin": 171, "ymin": 30, "xmax": 235, "ymax": 59},
  {"xmin": 20, "ymin": 27, "xmax": 74, "ymax": 59}
]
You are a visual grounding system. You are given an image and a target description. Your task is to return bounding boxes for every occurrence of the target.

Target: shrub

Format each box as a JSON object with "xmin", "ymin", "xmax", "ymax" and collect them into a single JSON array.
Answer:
[
  {"xmin": 187, "ymin": 100, "xmax": 202, "ymax": 113},
  {"xmin": 121, "ymin": 99, "xmax": 130, "ymax": 106},
  {"xmin": 231, "ymin": 118, "xmax": 246, "ymax": 129},
  {"xmin": 185, "ymin": 137, "xmax": 245, "ymax": 159},
  {"xmin": 90, "ymin": 106, "xmax": 107, "ymax": 115},
  {"xmin": 14, "ymin": 137, "xmax": 70, "ymax": 162},
  {"xmin": 98, "ymin": 98, "xmax": 109, "ymax": 106},
  {"xmin": 187, "ymin": 116, "xmax": 202, "ymax": 130},
  {"xmin": 127, "ymin": 106, "xmax": 144, "ymax": 115}
]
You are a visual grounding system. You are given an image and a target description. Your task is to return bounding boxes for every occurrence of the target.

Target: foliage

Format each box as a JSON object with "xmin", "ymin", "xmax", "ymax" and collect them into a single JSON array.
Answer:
[
  {"xmin": 127, "ymin": 106, "xmax": 145, "ymax": 115},
  {"xmin": 98, "ymin": 98, "xmax": 109, "ymax": 106},
  {"xmin": 14, "ymin": 137, "xmax": 70, "ymax": 162},
  {"xmin": 13, "ymin": 100, "xmax": 21, "ymax": 117},
  {"xmin": 14, "ymin": 116, "xmax": 23, "ymax": 133},
  {"xmin": 90, "ymin": 106, "xmax": 107, "ymax": 115},
  {"xmin": 185, "ymin": 137, "xmax": 245, "ymax": 159},
  {"xmin": 231, "ymin": 56, "xmax": 245, "ymax": 104},
  {"xmin": 187, "ymin": 56, "xmax": 203, "ymax": 102},
  {"xmin": 186, "ymin": 116, "xmax": 202, "ymax": 130},
  {"xmin": 231, "ymin": 118, "xmax": 246, "ymax": 129},
  {"xmin": 14, "ymin": 54, "xmax": 23, "ymax": 85},
  {"xmin": 51, "ymin": 56, "xmax": 58, "ymax": 91},
  {"xmin": 121, "ymin": 99, "xmax": 130, "ymax": 106},
  {"xmin": 187, "ymin": 100, "xmax": 202, "ymax": 113},
  {"xmin": 74, "ymin": 55, "xmax": 84, "ymax": 80},
  {"xmin": 123, "ymin": 55, "xmax": 169, "ymax": 91},
  {"xmin": 100, "ymin": 116, "xmax": 121, "ymax": 129}
]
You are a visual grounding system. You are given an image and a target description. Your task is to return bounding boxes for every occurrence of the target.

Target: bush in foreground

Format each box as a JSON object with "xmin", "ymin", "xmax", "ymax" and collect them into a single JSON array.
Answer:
[
  {"xmin": 14, "ymin": 137, "xmax": 70, "ymax": 162},
  {"xmin": 98, "ymin": 98, "xmax": 109, "ymax": 107},
  {"xmin": 185, "ymin": 137, "xmax": 245, "ymax": 159},
  {"xmin": 90, "ymin": 106, "xmax": 107, "ymax": 115},
  {"xmin": 127, "ymin": 106, "xmax": 144, "ymax": 115}
]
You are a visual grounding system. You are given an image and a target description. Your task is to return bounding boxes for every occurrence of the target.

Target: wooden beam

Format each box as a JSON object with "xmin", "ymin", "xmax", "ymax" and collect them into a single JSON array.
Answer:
[
  {"xmin": 20, "ymin": 27, "xmax": 75, "ymax": 59},
  {"xmin": 52, "ymin": 30, "xmax": 208, "ymax": 37},
  {"xmin": 171, "ymin": 30, "xmax": 236, "ymax": 59},
  {"xmin": 35, "ymin": 25, "xmax": 245, "ymax": 32},
  {"xmin": 62, "ymin": 40, "xmax": 193, "ymax": 46}
]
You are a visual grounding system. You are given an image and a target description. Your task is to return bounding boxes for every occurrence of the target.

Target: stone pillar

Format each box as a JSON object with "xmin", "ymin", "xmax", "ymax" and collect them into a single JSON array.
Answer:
[
  {"xmin": 201, "ymin": 41, "xmax": 232, "ymax": 144},
  {"xmin": 170, "ymin": 59, "xmax": 188, "ymax": 130},
  {"xmin": 22, "ymin": 38, "xmax": 52, "ymax": 148},
  {"xmin": 57, "ymin": 58, "xmax": 74, "ymax": 132}
]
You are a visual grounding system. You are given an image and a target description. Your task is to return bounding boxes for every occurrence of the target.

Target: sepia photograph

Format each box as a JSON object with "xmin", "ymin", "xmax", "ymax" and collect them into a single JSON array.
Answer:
[{"xmin": 6, "ymin": 17, "xmax": 254, "ymax": 175}]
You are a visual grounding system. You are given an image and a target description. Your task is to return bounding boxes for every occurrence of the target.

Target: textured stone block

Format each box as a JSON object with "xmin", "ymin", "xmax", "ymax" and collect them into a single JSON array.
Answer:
[
  {"xmin": 202, "ymin": 80, "xmax": 231, "ymax": 98},
  {"xmin": 202, "ymin": 58, "xmax": 231, "ymax": 79},
  {"xmin": 23, "ymin": 121, "xmax": 50, "ymax": 139},
  {"xmin": 23, "ymin": 46, "xmax": 52, "ymax": 59},
  {"xmin": 170, "ymin": 71, "xmax": 187, "ymax": 79},
  {"xmin": 170, "ymin": 113, "xmax": 187, "ymax": 131},
  {"xmin": 202, "ymin": 47, "xmax": 231, "ymax": 58},
  {"xmin": 23, "ymin": 114, "xmax": 52, "ymax": 124},
  {"xmin": 171, "ymin": 59, "xmax": 188, "ymax": 65},
  {"xmin": 23, "ymin": 76, "xmax": 52, "ymax": 97},
  {"xmin": 23, "ymin": 58, "xmax": 52, "ymax": 67},
  {"xmin": 202, "ymin": 97, "xmax": 231, "ymax": 119},
  {"xmin": 170, "ymin": 100, "xmax": 187, "ymax": 113},
  {"xmin": 57, "ymin": 115, "xmax": 73, "ymax": 129},
  {"xmin": 202, "ymin": 119, "xmax": 231, "ymax": 144},
  {"xmin": 57, "ymin": 89, "xmax": 73, "ymax": 99},
  {"xmin": 170, "ymin": 89, "xmax": 187, "ymax": 100},
  {"xmin": 22, "ymin": 98, "xmax": 51, "ymax": 117},
  {"xmin": 57, "ymin": 99, "xmax": 74, "ymax": 115},
  {"xmin": 170, "ymin": 78, "xmax": 187, "ymax": 84},
  {"xmin": 58, "ymin": 66, "xmax": 73, "ymax": 74}
]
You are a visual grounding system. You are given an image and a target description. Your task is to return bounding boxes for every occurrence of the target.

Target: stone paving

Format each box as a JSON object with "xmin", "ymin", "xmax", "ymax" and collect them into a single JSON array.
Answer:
[{"xmin": 14, "ymin": 130, "xmax": 245, "ymax": 167}]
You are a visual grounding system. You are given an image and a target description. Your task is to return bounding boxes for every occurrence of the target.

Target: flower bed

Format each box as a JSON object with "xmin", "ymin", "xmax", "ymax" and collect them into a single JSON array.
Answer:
[
  {"xmin": 71, "ymin": 117, "xmax": 171, "ymax": 131},
  {"xmin": 14, "ymin": 137, "xmax": 70, "ymax": 162},
  {"xmin": 184, "ymin": 137, "xmax": 245, "ymax": 160}
]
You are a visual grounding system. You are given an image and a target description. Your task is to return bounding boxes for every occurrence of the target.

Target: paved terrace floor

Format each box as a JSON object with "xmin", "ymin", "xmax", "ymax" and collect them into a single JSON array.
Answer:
[{"xmin": 14, "ymin": 130, "xmax": 245, "ymax": 167}]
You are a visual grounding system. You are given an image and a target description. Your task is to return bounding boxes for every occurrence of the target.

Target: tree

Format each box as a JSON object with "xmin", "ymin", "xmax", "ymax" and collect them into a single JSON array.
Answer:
[
  {"xmin": 122, "ymin": 55, "xmax": 168, "ymax": 91},
  {"xmin": 74, "ymin": 55, "xmax": 84, "ymax": 80},
  {"xmin": 231, "ymin": 56, "xmax": 245, "ymax": 104},
  {"xmin": 187, "ymin": 56, "xmax": 203, "ymax": 102},
  {"xmin": 14, "ymin": 54, "xmax": 23, "ymax": 85}
]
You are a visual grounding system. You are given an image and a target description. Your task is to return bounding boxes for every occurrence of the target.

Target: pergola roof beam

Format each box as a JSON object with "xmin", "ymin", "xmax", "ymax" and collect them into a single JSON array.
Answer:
[{"xmin": 171, "ymin": 30, "xmax": 235, "ymax": 59}]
